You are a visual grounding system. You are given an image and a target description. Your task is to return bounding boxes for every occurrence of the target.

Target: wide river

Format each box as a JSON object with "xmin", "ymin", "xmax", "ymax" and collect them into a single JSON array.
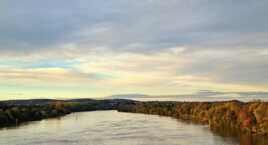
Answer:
[{"xmin": 0, "ymin": 111, "xmax": 266, "ymax": 145}]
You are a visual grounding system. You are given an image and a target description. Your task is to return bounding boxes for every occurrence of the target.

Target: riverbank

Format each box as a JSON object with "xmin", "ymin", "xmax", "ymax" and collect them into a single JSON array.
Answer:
[
  {"xmin": 117, "ymin": 100, "xmax": 268, "ymax": 136},
  {"xmin": 0, "ymin": 99, "xmax": 132, "ymax": 127},
  {"xmin": 0, "ymin": 99, "xmax": 267, "ymax": 137}
]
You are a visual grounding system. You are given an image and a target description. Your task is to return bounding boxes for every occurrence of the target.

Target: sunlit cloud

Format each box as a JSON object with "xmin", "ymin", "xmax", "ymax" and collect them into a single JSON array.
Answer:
[{"xmin": 0, "ymin": 0, "xmax": 268, "ymax": 99}]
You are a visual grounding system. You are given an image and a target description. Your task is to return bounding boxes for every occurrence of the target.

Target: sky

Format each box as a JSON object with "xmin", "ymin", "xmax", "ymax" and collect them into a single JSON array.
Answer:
[{"xmin": 0, "ymin": 0, "xmax": 268, "ymax": 99}]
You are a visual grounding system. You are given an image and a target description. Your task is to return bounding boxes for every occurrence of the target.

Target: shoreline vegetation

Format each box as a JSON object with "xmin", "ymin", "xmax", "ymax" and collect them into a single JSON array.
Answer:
[
  {"xmin": 117, "ymin": 100, "xmax": 268, "ymax": 136},
  {"xmin": 0, "ymin": 99, "xmax": 129, "ymax": 127},
  {"xmin": 0, "ymin": 99, "xmax": 268, "ymax": 138}
]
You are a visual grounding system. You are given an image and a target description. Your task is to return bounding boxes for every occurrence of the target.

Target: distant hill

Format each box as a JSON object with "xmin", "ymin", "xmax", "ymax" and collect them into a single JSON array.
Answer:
[
  {"xmin": 1, "ymin": 91, "xmax": 267, "ymax": 106},
  {"xmin": 105, "ymin": 94, "xmax": 148, "ymax": 99},
  {"xmin": 104, "ymin": 91, "xmax": 268, "ymax": 101}
]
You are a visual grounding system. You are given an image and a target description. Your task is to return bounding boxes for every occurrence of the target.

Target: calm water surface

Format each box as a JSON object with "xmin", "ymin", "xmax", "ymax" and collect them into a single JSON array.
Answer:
[{"xmin": 0, "ymin": 111, "xmax": 240, "ymax": 145}]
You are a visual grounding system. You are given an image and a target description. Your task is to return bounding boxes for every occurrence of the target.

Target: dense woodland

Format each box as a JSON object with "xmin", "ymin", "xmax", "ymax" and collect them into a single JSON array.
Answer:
[
  {"xmin": 0, "ymin": 99, "xmax": 129, "ymax": 127},
  {"xmin": 117, "ymin": 100, "xmax": 268, "ymax": 137}
]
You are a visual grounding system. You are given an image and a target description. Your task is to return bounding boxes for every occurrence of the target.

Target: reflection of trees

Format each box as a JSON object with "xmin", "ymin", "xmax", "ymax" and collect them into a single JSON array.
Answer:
[
  {"xmin": 118, "ymin": 100, "xmax": 268, "ymax": 144},
  {"xmin": 240, "ymin": 134, "xmax": 253, "ymax": 145}
]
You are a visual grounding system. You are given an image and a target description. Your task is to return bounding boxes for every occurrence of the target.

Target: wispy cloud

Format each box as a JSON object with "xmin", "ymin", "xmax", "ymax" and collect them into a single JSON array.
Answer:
[{"xmin": 0, "ymin": 0, "xmax": 267, "ymax": 98}]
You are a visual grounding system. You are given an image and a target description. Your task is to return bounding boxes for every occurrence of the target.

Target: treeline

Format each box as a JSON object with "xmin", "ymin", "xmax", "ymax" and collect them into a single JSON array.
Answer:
[
  {"xmin": 0, "ymin": 99, "xmax": 131, "ymax": 127},
  {"xmin": 0, "ymin": 102, "xmax": 70, "ymax": 126},
  {"xmin": 117, "ymin": 100, "xmax": 268, "ymax": 136}
]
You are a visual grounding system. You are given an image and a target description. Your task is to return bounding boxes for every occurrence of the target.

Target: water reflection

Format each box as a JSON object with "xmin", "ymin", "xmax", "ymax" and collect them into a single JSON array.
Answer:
[
  {"xmin": 211, "ymin": 127, "xmax": 268, "ymax": 145},
  {"xmin": 0, "ymin": 111, "xmax": 266, "ymax": 145}
]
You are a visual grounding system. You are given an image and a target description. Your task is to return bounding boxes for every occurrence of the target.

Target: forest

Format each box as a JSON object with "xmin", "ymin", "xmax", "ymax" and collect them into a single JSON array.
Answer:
[{"xmin": 117, "ymin": 100, "xmax": 268, "ymax": 136}]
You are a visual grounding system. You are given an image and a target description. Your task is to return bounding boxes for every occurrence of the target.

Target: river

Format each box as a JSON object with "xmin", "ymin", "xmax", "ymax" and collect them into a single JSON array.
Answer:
[{"xmin": 0, "ymin": 111, "xmax": 266, "ymax": 145}]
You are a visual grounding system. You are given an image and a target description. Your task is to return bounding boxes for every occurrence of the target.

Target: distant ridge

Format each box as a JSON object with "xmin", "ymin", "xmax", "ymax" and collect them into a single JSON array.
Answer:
[
  {"xmin": 104, "ymin": 91, "xmax": 268, "ymax": 100},
  {"xmin": 105, "ymin": 94, "xmax": 148, "ymax": 99}
]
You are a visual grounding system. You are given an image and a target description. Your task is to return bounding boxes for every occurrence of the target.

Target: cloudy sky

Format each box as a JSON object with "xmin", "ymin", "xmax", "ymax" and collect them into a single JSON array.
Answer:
[{"xmin": 0, "ymin": 0, "xmax": 268, "ymax": 99}]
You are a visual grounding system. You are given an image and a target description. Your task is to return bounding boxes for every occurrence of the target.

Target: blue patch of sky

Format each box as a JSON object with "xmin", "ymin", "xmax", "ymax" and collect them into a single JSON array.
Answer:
[
  {"xmin": 0, "ymin": 60, "xmax": 78, "ymax": 69},
  {"xmin": 29, "ymin": 60, "xmax": 76, "ymax": 69},
  {"xmin": 0, "ymin": 59, "xmax": 115, "ymax": 80}
]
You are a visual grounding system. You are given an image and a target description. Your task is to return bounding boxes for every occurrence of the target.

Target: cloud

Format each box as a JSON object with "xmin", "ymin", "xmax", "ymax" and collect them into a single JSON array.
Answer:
[
  {"xmin": 182, "ymin": 49, "xmax": 268, "ymax": 84},
  {"xmin": 1, "ymin": 0, "xmax": 268, "ymax": 53},
  {"xmin": 0, "ymin": 0, "xmax": 268, "ymax": 98}
]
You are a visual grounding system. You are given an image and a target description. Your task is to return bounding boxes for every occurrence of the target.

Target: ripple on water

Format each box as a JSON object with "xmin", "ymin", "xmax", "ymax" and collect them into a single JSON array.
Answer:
[{"xmin": 0, "ymin": 111, "xmax": 243, "ymax": 145}]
